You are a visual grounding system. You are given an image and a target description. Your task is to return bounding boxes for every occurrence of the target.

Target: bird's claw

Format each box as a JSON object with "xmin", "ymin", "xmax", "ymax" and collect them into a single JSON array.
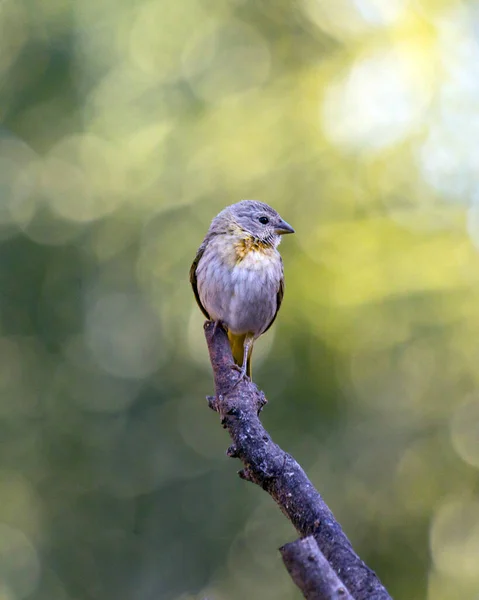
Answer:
[
  {"xmin": 231, "ymin": 364, "xmax": 250, "ymax": 387},
  {"xmin": 211, "ymin": 320, "xmax": 227, "ymax": 336}
]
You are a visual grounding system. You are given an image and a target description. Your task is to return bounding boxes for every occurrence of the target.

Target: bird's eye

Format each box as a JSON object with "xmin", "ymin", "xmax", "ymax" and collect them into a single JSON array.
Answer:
[{"xmin": 258, "ymin": 216, "xmax": 269, "ymax": 225}]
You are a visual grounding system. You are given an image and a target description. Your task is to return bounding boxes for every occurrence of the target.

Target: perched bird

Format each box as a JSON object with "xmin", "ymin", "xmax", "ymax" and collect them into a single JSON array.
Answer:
[{"xmin": 190, "ymin": 200, "xmax": 294, "ymax": 380}]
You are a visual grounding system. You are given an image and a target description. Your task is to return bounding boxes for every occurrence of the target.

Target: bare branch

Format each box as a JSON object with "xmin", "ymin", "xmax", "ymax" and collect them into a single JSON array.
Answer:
[
  {"xmin": 280, "ymin": 536, "xmax": 355, "ymax": 600},
  {"xmin": 204, "ymin": 321, "xmax": 392, "ymax": 600}
]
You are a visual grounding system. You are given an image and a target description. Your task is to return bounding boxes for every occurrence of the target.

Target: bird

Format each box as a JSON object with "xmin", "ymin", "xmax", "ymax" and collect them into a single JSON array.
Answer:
[{"xmin": 190, "ymin": 200, "xmax": 294, "ymax": 381}]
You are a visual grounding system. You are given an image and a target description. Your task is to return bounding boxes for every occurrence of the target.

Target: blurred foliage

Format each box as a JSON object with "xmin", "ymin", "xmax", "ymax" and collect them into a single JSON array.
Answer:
[{"xmin": 1, "ymin": 0, "xmax": 479, "ymax": 598}]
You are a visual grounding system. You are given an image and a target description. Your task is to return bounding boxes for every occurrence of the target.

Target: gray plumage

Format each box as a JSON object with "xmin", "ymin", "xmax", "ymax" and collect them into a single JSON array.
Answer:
[{"xmin": 190, "ymin": 200, "xmax": 294, "ymax": 379}]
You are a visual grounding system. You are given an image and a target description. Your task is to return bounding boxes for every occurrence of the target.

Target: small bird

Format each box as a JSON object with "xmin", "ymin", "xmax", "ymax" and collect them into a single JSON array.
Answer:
[{"xmin": 190, "ymin": 200, "xmax": 294, "ymax": 380}]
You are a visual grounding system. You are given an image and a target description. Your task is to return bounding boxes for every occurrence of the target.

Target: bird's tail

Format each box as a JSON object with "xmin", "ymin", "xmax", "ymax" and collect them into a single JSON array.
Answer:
[{"xmin": 227, "ymin": 331, "xmax": 253, "ymax": 378}]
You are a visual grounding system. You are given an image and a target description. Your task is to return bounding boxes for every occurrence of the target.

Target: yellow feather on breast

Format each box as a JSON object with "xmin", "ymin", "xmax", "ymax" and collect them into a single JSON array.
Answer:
[
  {"xmin": 214, "ymin": 229, "xmax": 276, "ymax": 269},
  {"xmin": 234, "ymin": 236, "xmax": 275, "ymax": 265}
]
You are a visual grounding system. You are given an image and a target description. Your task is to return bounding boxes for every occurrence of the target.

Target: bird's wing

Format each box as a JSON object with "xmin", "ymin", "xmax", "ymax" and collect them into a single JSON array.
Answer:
[
  {"xmin": 189, "ymin": 242, "xmax": 210, "ymax": 320},
  {"xmin": 262, "ymin": 258, "xmax": 284, "ymax": 334}
]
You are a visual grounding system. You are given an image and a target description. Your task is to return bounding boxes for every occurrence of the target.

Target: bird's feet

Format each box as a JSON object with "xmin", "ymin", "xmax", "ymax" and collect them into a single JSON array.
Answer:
[
  {"xmin": 231, "ymin": 363, "xmax": 250, "ymax": 387},
  {"xmin": 211, "ymin": 320, "xmax": 226, "ymax": 336}
]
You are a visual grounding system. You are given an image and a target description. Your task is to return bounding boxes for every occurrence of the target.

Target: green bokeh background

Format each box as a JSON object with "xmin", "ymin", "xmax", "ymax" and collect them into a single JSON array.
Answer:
[{"xmin": 1, "ymin": 0, "xmax": 479, "ymax": 598}]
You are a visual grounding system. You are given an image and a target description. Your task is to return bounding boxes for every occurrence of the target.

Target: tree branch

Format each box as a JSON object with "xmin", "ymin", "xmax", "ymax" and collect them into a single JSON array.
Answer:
[
  {"xmin": 280, "ymin": 536, "xmax": 355, "ymax": 600},
  {"xmin": 204, "ymin": 321, "xmax": 392, "ymax": 600}
]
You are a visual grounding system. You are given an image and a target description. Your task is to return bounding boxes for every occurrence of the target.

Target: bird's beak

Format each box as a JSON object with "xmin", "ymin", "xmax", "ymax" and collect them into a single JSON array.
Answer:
[{"xmin": 275, "ymin": 219, "xmax": 295, "ymax": 235}]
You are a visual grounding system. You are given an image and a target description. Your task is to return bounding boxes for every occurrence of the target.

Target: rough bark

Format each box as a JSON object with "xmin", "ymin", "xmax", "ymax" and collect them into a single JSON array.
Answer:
[
  {"xmin": 280, "ymin": 536, "xmax": 355, "ymax": 600},
  {"xmin": 204, "ymin": 321, "xmax": 392, "ymax": 600}
]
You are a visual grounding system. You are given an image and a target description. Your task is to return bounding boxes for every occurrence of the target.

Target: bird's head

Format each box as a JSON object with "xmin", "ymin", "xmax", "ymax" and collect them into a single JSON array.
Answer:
[{"xmin": 214, "ymin": 200, "xmax": 294, "ymax": 247}]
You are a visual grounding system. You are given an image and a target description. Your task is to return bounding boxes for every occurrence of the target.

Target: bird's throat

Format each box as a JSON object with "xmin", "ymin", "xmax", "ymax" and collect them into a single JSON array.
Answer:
[{"xmin": 233, "ymin": 235, "xmax": 274, "ymax": 262}]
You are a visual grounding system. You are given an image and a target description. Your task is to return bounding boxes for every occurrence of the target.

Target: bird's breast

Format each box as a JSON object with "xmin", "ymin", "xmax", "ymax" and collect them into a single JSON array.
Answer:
[
  {"xmin": 212, "ymin": 233, "xmax": 277, "ymax": 269},
  {"xmin": 196, "ymin": 234, "xmax": 282, "ymax": 335}
]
